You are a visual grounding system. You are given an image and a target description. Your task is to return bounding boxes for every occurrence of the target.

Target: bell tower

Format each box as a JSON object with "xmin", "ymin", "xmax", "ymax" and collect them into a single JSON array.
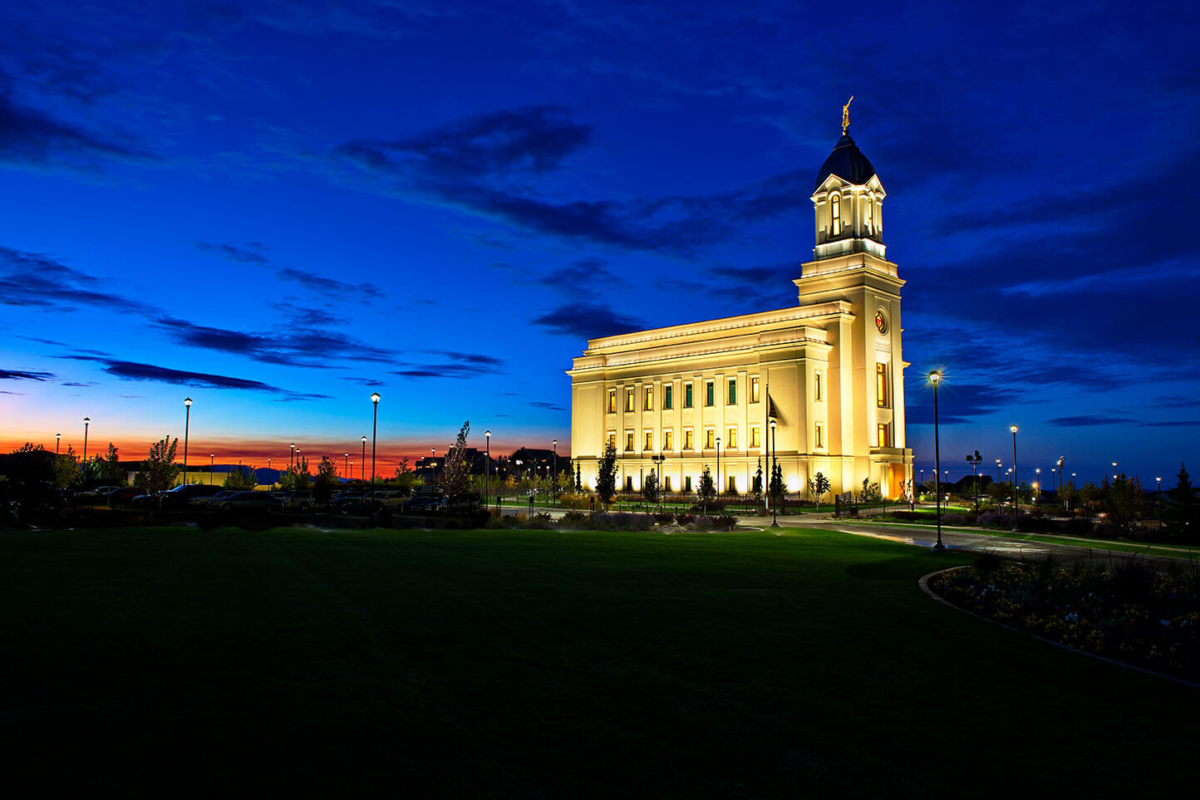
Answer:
[{"xmin": 793, "ymin": 100, "xmax": 912, "ymax": 499}]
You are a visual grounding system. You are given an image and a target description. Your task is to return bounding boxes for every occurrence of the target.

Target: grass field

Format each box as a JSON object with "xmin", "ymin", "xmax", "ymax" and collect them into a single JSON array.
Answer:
[{"xmin": 0, "ymin": 526, "xmax": 1193, "ymax": 796}]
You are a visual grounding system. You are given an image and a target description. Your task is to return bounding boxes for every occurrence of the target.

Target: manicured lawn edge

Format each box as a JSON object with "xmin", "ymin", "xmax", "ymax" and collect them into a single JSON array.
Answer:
[{"xmin": 919, "ymin": 566, "xmax": 1199, "ymax": 689}]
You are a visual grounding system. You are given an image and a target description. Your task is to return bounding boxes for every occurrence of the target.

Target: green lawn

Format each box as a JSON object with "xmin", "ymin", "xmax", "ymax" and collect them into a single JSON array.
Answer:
[{"xmin": 0, "ymin": 526, "xmax": 1193, "ymax": 796}]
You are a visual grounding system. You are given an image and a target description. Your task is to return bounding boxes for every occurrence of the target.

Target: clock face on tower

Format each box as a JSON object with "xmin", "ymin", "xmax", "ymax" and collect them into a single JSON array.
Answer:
[{"xmin": 875, "ymin": 311, "xmax": 887, "ymax": 334}]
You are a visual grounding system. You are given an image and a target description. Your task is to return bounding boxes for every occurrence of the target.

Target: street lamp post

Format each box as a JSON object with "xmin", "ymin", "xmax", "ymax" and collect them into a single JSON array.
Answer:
[
  {"xmin": 344, "ymin": 453, "xmax": 349, "ymax": 479},
  {"xmin": 370, "ymin": 393, "xmax": 380, "ymax": 507},
  {"xmin": 930, "ymin": 371, "xmax": 944, "ymax": 551},
  {"xmin": 83, "ymin": 417, "xmax": 90, "ymax": 462},
  {"xmin": 431, "ymin": 447, "xmax": 437, "ymax": 483},
  {"xmin": 715, "ymin": 436, "xmax": 722, "ymax": 502},
  {"xmin": 1010, "ymin": 425, "xmax": 1019, "ymax": 525},
  {"xmin": 1112, "ymin": 462, "xmax": 1118, "ymax": 483},
  {"xmin": 210, "ymin": 453, "xmax": 214, "ymax": 486},
  {"xmin": 769, "ymin": 418, "xmax": 779, "ymax": 528},
  {"xmin": 290, "ymin": 442, "xmax": 295, "ymax": 471},
  {"xmin": 56, "ymin": 433, "xmax": 60, "ymax": 455},
  {"xmin": 485, "ymin": 430, "xmax": 492, "ymax": 510},
  {"xmin": 552, "ymin": 439, "xmax": 558, "ymax": 506},
  {"xmin": 1035, "ymin": 467, "xmax": 1041, "ymax": 500},
  {"xmin": 183, "ymin": 397, "xmax": 192, "ymax": 486},
  {"xmin": 1157, "ymin": 476, "xmax": 1163, "ymax": 528},
  {"xmin": 361, "ymin": 436, "xmax": 366, "ymax": 483}
]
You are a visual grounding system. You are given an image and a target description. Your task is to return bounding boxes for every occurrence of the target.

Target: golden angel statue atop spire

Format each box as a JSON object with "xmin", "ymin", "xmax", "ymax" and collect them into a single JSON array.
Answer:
[{"xmin": 842, "ymin": 96, "xmax": 854, "ymax": 135}]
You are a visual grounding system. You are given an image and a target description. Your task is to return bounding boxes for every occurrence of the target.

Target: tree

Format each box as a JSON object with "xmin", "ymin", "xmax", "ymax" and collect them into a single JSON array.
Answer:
[
  {"xmin": 223, "ymin": 465, "xmax": 259, "ymax": 491},
  {"xmin": 595, "ymin": 440, "xmax": 618, "ymax": 509},
  {"xmin": 772, "ymin": 464, "xmax": 786, "ymax": 508},
  {"xmin": 98, "ymin": 443, "xmax": 126, "ymax": 486},
  {"xmin": 53, "ymin": 445, "xmax": 79, "ymax": 489},
  {"xmin": 575, "ymin": 463, "xmax": 583, "ymax": 493},
  {"xmin": 392, "ymin": 457, "xmax": 419, "ymax": 496},
  {"xmin": 1060, "ymin": 479, "xmax": 1078, "ymax": 511},
  {"xmin": 641, "ymin": 470, "xmax": 660, "ymax": 505},
  {"xmin": 810, "ymin": 471, "xmax": 829, "ymax": 511},
  {"xmin": 6, "ymin": 443, "xmax": 55, "ymax": 502},
  {"xmin": 441, "ymin": 421, "xmax": 472, "ymax": 499},
  {"xmin": 314, "ymin": 457, "xmax": 339, "ymax": 504},
  {"xmin": 1078, "ymin": 481, "xmax": 1099, "ymax": 515},
  {"xmin": 861, "ymin": 478, "xmax": 880, "ymax": 503},
  {"xmin": 1170, "ymin": 462, "xmax": 1193, "ymax": 507},
  {"xmin": 133, "ymin": 436, "xmax": 179, "ymax": 495},
  {"xmin": 752, "ymin": 460, "xmax": 764, "ymax": 507},
  {"xmin": 697, "ymin": 466, "xmax": 716, "ymax": 507},
  {"xmin": 1105, "ymin": 475, "xmax": 1144, "ymax": 530},
  {"xmin": 277, "ymin": 457, "xmax": 310, "ymax": 491}
]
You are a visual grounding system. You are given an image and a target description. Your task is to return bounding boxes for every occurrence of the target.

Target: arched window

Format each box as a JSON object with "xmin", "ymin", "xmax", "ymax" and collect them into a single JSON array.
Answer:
[{"xmin": 830, "ymin": 193, "xmax": 841, "ymax": 235}]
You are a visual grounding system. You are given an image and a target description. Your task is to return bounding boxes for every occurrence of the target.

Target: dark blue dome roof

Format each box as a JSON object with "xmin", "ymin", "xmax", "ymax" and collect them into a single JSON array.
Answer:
[{"xmin": 814, "ymin": 133, "xmax": 877, "ymax": 190}]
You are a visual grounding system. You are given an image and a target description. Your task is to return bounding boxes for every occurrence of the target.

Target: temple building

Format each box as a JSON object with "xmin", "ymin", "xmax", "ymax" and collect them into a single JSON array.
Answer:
[{"xmin": 568, "ymin": 111, "xmax": 913, "ymax": 500}]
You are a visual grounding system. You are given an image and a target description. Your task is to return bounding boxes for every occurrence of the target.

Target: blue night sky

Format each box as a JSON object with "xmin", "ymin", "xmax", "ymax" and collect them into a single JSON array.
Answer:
[{"xmin": 1, "ymin": 0, "xmax": 1197, "ymax": 483}]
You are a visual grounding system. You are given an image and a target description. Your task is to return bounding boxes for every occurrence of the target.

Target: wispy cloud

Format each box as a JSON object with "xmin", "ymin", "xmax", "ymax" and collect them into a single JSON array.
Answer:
[
  {"xmin": 334, "ymin": 105, "xmax": 808, "ymax": 254},
  {"xmin": 59, "ymin": 355, "xmax": 329, "ymax": 400},
  {"xmin": 196, "ymin": 240, "xmax": 383, "ymax": 298},
  {"xmin": 154, "ymin": 315, "xmax": 395, "ymax": 368},
  {"xmin": 0, "ymin": 68, "xmax": 155, "ymax": 168},
  {"xmin": 532, "ymin": 302, "xmax": 644, "ymax": 339},
  {"xmin": 389, "ymin": 350, "xmax": 504, "ymax": 379},
  {"xmin": 1048, "ymin": 415, "xmax": 1138, "ymax": 428},
  {"xmin": 0, "ymin": 245, "xmax": 156, "ymax": 314},
  {"xmin": 0, "ymin": 368, "xmax": 56, "ymax": 381}
]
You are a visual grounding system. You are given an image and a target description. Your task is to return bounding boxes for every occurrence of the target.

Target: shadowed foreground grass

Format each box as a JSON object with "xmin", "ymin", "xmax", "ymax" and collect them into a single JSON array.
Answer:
[{"xmin": 0, "ymin": 526, "xmax": 1193, "ymax": 796}]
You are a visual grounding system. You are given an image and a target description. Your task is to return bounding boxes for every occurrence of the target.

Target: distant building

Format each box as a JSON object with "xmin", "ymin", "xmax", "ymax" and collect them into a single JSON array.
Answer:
[{"xmin": 569, "ymin": 118, "xmax": 913, "ymax": 498}]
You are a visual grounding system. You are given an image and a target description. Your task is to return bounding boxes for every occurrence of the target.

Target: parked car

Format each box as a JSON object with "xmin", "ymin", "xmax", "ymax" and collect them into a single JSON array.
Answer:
[
  {"xmin": 281, "ymin": 490, "xmax": 316, "ymax": 511},
  {"xmin": 401, "ymin": 495, "xmax": 446, "ymax": 513},
  {"xmin": 107, "ymin": 487, "xmax": 146, "ymax": 506},
  {"xmin": 193, "ymin": 490, "xmax": 239, "ymax": 507},
  {"xmin": 207, "ymin": 491, "xmax": 283, "ymax": 513},
  {"xmin": 77, "ymin": 485, "xmax": 121, "ymax": 503},
  {"xmin": 135, "ymin": 484, "xmax": 225, "ymax": 508}
]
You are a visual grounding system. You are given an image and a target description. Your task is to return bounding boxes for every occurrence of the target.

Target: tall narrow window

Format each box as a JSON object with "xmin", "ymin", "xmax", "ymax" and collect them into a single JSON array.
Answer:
[
  {"xmin": 625, "ymin": 431, "xmax": 634, "ymax": 452},
  {"xmin": 683, "ymin": 429, "xmax": 694, "ymax": 451},
  {"xmin": 830, "ymin": 193, "xmax": 841, "ymax": 235},
  {"xmin": 608, "ymin": 389, "xmax": 616, "ymax": 414},
  {"xmin": 664, "ymin": 385, "xmax": 673, "ymax": 410},
  {"xmin": 726, "ymin": 427, "xmax": 738, "ymax": 449},
  {"xmin": 664, "ymin": 476, "xmax": 672, "ymax": 492},
  {"xmin": 866, "ymin": 197, "xmax": 874, "ymax": 233},
  {"xmin": 815, "ymin": 423, "xmax": 825, "ymax": 449},
  {"xmin": 705, "ymin": 381, "xmax": 715, "ymax": 407},
  {"xmin": 625, "ymin": 476, "xmax": 633, "ymax": 491},
  {"xmin": 607, "ymin": 432, "xmax": 616, "ymax": 451},
  {"xmin": 750, "ymin": 426, "xmax": 760, "ymax": 448},
  {"xmin": 877, "ymin": 423, "xmax": 890, "ymax": 448},
  {"xmin": 705, "ymin": 428, "xmax": 715, "ymax": 449},
  {"xmin": 644, "ymin": 387, "xmax": 653, "ymax": 411},
  {"xmin": 728, "ymin": 476, "xmax": 737, "ymax": 493},
  {"xmin": 727, "ymin": 378, "xmax": 737, "ymax": 405},
  {"xmin": 685, "ymin": 475, "xmax": 692, "ymax": 492},
  {"xmin": 626, "ymin": 389, "xmax": 635, "ymax": 412},
  {"xmin": 814, "ymin": 372, "xmax": 823, "ymax": 402},
  {"xmin": 663, "ymin": 430, "xmax": 673, "ymax": 451},
  {"xmin": 876, "ymin": 363, "xmax": 889, "ymax": 407},
  {"xmin": 750, "ymin": 377, "xmax": 760, "ymax": 403},
  {"xmin": 644, "ymin": 431, "xmax": 653, "ymax": 451},
  {"xmin": 685, "ymin": 384, "xmax": 694, "ymax": 408}
]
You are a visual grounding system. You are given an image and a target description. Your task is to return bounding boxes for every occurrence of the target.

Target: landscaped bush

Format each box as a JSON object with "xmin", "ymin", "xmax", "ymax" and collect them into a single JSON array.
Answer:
[
  {"xmin": 977, "ymin": 511, "xmax": 1014, "ymax": 529},
  {"xmin": 942, "ymin": 513, "xmax": 969, "ymax": 526},
  {"xmin": 928, "ymin": 558, "xmax": 1200, "ymax": 682},
  {"xmin": 526, "ymin": 512, "xmax": 556, "ymax": 530},
  {"xmin": 558, "ymin": 493, "xmax": 591, "ymax": 510},
  {"xmin": 889, "ymin": 511, "xmax": 926, "ymax": 522},
  {"xmin": 693, "ymin": 515, "xmax": 713, "ymax": 531},
  {"xmin": 654, "ymin": 512, "xmax": 676, "ymax": 524},
  {"xmin": 675, "ymin": 514, "xmax": 694, "ymax": 526},
  {"xmin": 712, "ymin": 515, "xmax": 738, "ymax": 531},
  {"xmin": 561, "ymin": 510, "xmax": 589, "ymax": 528}
]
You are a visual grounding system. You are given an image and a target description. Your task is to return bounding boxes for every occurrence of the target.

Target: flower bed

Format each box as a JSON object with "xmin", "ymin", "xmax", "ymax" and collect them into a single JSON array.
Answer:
[{"xmin": 927, "ymin": 556, "xmax": 1200, "ymax": 683}]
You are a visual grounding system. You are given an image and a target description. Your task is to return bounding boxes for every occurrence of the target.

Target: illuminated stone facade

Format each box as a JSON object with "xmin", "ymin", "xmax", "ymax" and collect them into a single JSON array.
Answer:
[{"xmin": 568, "ymin": 130, "xmax": 913, "ymax": 499}]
